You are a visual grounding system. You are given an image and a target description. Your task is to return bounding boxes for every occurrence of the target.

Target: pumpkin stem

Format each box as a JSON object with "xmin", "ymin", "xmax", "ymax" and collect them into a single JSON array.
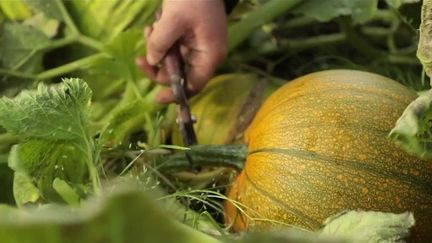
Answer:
[{"xmin": 157, "ymin": 144, "xmax": 247, "ymax": 172}]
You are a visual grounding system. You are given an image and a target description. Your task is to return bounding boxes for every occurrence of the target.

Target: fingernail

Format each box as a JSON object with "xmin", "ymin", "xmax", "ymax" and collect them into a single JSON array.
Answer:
[{"xmin": 146, "ymin": 54, "xmax": 156, "ymax": 65}]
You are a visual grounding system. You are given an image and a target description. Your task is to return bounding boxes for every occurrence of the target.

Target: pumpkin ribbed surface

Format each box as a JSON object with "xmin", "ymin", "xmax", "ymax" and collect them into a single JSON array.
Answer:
[{"xmin": 224, "ymin": 70, "xmax": 432, "ymax": 240}]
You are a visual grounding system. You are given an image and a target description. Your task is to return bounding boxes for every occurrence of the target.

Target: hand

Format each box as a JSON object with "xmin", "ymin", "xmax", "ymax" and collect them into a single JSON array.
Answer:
[{"xmin": 136, "ymin": 0, "xmax": 228, "ymax": 104}]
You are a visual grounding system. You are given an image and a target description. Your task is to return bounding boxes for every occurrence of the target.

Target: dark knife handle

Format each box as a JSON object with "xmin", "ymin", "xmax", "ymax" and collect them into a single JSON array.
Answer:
[{"xmin": 164, "ymin": 43, "xmax": 198, "ymax": 146}]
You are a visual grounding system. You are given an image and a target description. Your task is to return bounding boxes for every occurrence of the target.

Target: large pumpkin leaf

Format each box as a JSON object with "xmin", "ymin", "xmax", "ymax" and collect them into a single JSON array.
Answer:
[
  {"xmin": 0, "ymin": 79, "xmax": 91, "ymax": 141},
  {"xmin": 238, "ymin": 230, "xmax": 344, "ymax": 243},
  {"xmin": 0, "ymin": 23, "xmax": 51, "ymax": 73},
  {"xmin": 0, "ymin": 185, "xmax": 219, "ymax": 243},
  {"xmin": 319, "ymin": 211, "xmax": 415, "ymax": 242},
  {"xmin": 66, "ymin": 0, "xmax": 159, "ymax": 41},
  {"xmin": 236, "ymin": 210, "xmax": 414, "ymax": 243},
  {"xmin": 417, "ymin": 0, "xmax": 432, "ymax": 81},
  {"xmin": 8, "ymin": 140, "xmax": 88, "ymax": 204},
  {"xmin": 22, "ymin": 0, "xmax": 63, "ymax": 21},
  {"xmin": 228, "ymin": 0, "xmax": 302, "ymax": 51},
  {"xmin": 389, "ymin": 90, "xmax": 432, "ymax": 159},
  {"xmin": 0, "ymin": 79, "xmax": 97, "ymax": 204},
  {"xmin": 291, "ymin": 0, "xmax": 378, "ymax": 24}
]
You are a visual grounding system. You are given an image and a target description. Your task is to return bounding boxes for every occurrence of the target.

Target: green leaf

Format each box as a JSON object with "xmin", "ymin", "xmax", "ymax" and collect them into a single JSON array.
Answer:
[
  {"xmin": 228, "ymin": 0, "xmax": 302, "ymax": 52},
  {"xmin": 389, "ymin": 90, "xmax": 432, "ymax": 159},
  {"xmin": 0, "ymin": 23, "xmax": 51, "ymax": 73},
  {"xmin": 66, "ymin": 0, "xmax": 159, "ymax": 40},
  {"xmin": 89, "ymin": 29, "xmax": 146, "ymax": 82},
  {"xmin": 0, "ymin": 79, "xmax": 91, "ymax": 141},
  {"xmin": 292, "ymin": 0, "xmax": 378, "ymax": 24},
  {"xmin": 0, "ymin": 185, "xmax": 219, "ymax": 243},
  {"xmin": 81, "ymin": 29, "xmax": 149, "ymax": 107},
  {"xmin": 100, "ymin": 99, "xmax": 148, "ymax": 146},
  {"xmin": 0, "ymin": 0, "xmax": 32, "ymax": 21},
  {"xmin": 22, "ymin": 0, "xmax": 63, "ymax": 21},
  {"xmin": 97, "ymin": 85, "xmax": 167, "ymax": 148},
  {"xmin": 9, "ymin": 141, "xmax": 87, "ymax": 203},
  {"xmin": 0, "ymin": 79, "xmax": 98, "ymax": 203},
  {"xmin": 417, "ymin": 0, "xmax": 432, "ymax": 80},
  {"xmin": 319, "ymin": 210, "xmax": 415, "ymax": 242}
]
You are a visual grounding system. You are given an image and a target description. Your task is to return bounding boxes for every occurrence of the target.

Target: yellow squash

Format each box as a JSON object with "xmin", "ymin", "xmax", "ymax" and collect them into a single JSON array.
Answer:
[
  {"xmin": 224, "ymin": 70, "xmax": 432, "ymax": 241},
  {"xmin": 172, "ymin": 74, "xmax": 275, "ymax": 145}
]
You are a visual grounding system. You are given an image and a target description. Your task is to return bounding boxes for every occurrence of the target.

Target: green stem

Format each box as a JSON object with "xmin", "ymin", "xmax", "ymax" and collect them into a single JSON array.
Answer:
[
  {"xmin": 278, "ymin": 33, "xmax": 346, "ymax": 50},
  {"xmin": 235, "ymin": 32, "xmax": 345, "ymax": 62},
  {"xmin": 228, "ymin": 0, "xmax": 302, "ymax": 52},
  {"xmin": 86, "ymin": 141, "xmax": 101, "ymax": 194},
  {"xmin": 36, "ymin": 53, "xmax": 106, "ymax": 80},
  {"xmin": 281, "ymin": 16, "xmax": 316, "ymax": 29},
  {"xmin": 360, "ymin": 26, "xmax": 393, "ymax": 37},
  {"xmin": 239, "ymin": 64, "xmax": 286, "ymax": 85},
  {"xmin": 54, "ymin": 0, "xmax": 79, "ymax": 34},
  {"xmin": 0, "ymin": 68, "xmax": 36, "ymax": 79},
  {"xmin": 387, "ymin": 55, "xmax": 420, "ymax": 65},
  {"xmin": 0, "ymin": 133, "xmax": 20, "ymax": 146},
  {"xmin": 46, "ymin": 36, "xmax": 78, "ymax": 51},
  {"xmin": 76, "ymin": 133, "xmax": 101, "ymax": 194},
  {"xmin": 158, "ymin": 144, "xmax": 247, "ymax": 172},
  {"xmin": 339, "ymin": 18, "xmax": 384, "ymax": 59},
  {"xmin": 77, "ymin": 35, "xmax": 104, "ymax": 51},
  {"xmin": 174, "ymin": 167, "xmax": 231, "ymax": 182},
  {"xmin": 369, "ymin": 9, "xmax": 396, "ymax": 23},
  {"xmin": 1, "ymin": 33, "xmax": 103, "ymax": 80},
  {"xmin": 0, "ymin": 133, "xmax": 18, "ymax": 154},
  {"xmin": 54, "ymin": 0, "xmax": 104, "ymax": 51},
  {"xmin": 272, "ymin": 9, "xmax": 394, "ymax": 33},
  {"xmin": 127, "ymin": 80, "xmax": 144, "ymax": 100}
]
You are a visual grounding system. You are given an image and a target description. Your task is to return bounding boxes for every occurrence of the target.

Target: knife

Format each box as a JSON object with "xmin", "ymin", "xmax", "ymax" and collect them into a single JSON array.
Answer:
[{"xmin": 163, "ymin": 43, "xmax": 198, "ymax": 147}]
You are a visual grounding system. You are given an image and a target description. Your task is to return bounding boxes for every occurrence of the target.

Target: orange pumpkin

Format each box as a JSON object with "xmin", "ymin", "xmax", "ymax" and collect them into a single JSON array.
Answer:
[{"xmin": 224, "ymin": 70, "xmax": 432, "ymax": 241}]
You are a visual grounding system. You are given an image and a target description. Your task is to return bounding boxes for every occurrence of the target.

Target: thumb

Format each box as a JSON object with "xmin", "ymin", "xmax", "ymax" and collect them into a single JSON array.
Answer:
[{"xmin": 146, "ymin": 15, "xmax": 185, "ymax": 65}]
